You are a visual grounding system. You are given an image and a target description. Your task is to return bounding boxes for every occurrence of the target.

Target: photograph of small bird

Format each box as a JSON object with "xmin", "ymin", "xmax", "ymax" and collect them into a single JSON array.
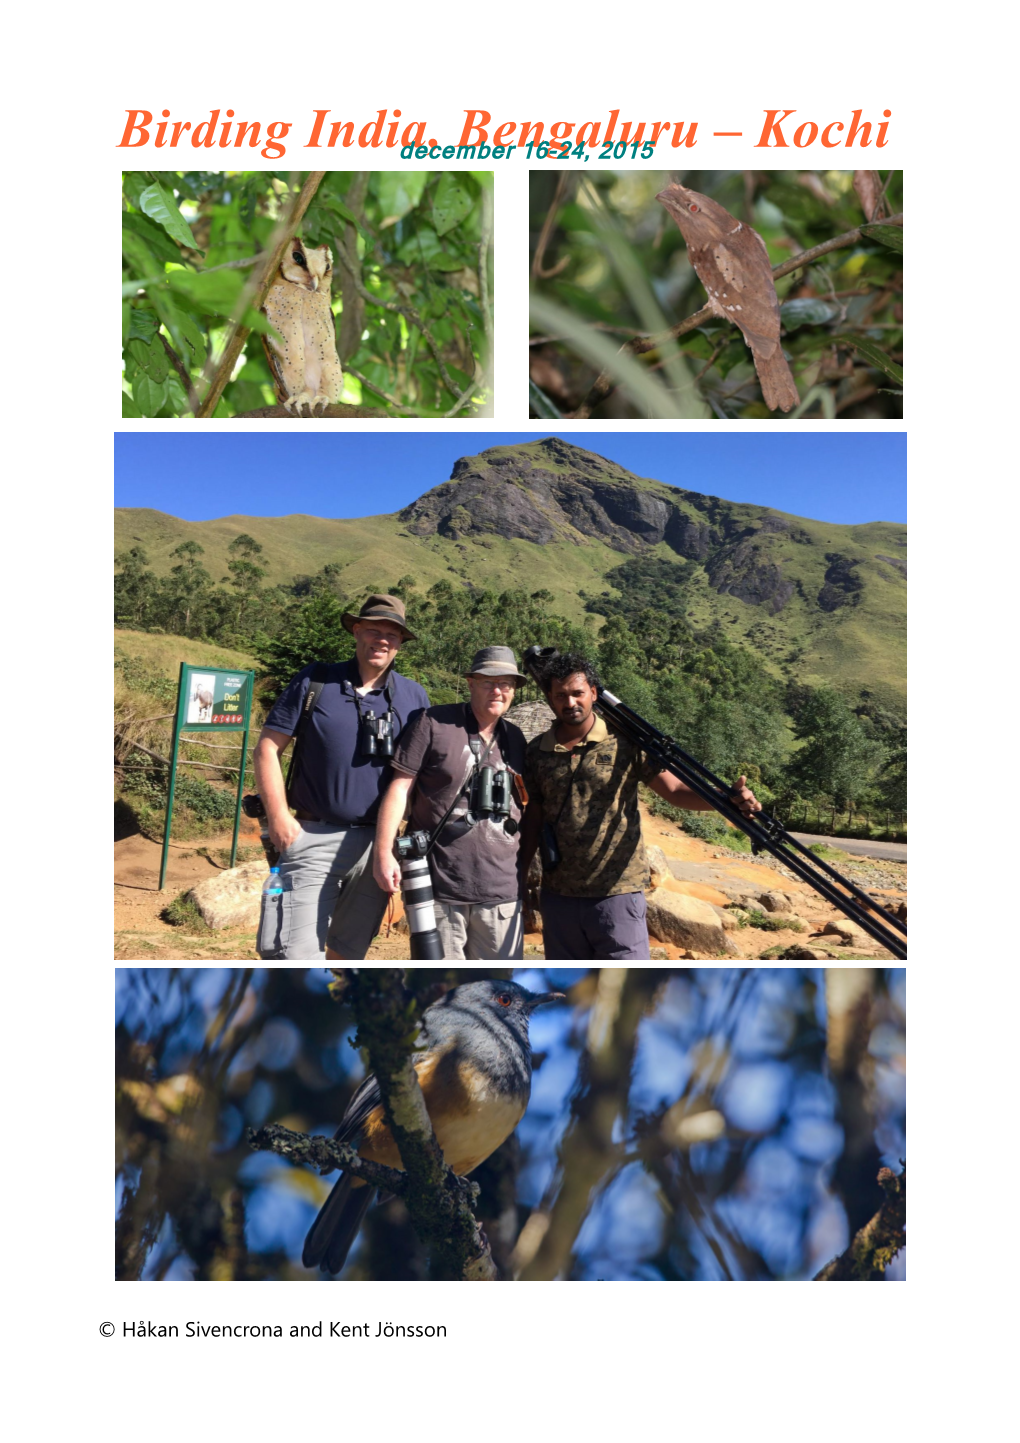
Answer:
[
  {"xmin": 656, "ymin": 182, "xmax": 800, "ymax": 413},
  {"xmin": 302, "ymin": 979, "xmax": 564, "ymax": 1276}
]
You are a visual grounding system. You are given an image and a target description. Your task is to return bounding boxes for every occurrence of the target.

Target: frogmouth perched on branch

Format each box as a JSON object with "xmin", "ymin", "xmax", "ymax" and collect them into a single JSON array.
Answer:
[{"xmin": 656, "ymin": 182, "xmax": 800, "ymax": 413}]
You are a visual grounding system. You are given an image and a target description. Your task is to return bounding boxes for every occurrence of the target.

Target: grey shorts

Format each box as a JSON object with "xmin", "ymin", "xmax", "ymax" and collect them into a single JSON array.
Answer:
[
  {"xmin": 257, "ymin": 823, "xmax": 385, "ymax": 961},
  {"xmin": 539, "ymin": 888, "xmax": 650, "ymax": 960},
  {"xmin": 434, "ymin": 900, "xmax": 524, "ymax": 961}
]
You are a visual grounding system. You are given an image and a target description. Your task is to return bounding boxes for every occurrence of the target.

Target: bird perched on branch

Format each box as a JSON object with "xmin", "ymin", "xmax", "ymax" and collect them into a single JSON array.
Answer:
[
  {"xmin": 656, "ymin": 182, "xmax": 800, "ymax": 413},
  {"xmin": 303, "ymin": 979, "xmax": 565, "ymax": 1275},
  {"xmin": 261, "ymin": 239, "xmax": 344, "ymax": 415}
]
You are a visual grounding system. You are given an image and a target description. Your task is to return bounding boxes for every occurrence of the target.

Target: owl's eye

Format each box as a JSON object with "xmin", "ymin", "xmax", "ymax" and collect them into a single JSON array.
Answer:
[
  {"xmin": 292, "ymin": 251, "xmax": 307, "ymax": 268},
  {"xmin": 497, "ymin": 993, "xmax": 512, "ymax": 1007},
  {"xmin": 688, "ymin": 203, "xmax": 700, "ymax": 213}
]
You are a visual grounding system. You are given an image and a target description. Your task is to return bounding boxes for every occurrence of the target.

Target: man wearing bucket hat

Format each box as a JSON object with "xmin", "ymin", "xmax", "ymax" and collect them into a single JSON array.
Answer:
[
  {"xmin": 372, "ymin": 646, "xmax": 529, "ymax": 960},
  {"xmin": 253, "ymin": 594, "xmax": 429, "ymax": 960}
]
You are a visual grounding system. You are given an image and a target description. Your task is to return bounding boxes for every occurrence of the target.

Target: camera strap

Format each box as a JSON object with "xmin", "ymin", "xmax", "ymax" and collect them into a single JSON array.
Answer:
[
  {"xmin": 284, "ymin": 663, "xmax": 330, "ymax": 801},
  {"xmin": 351, "ymin": 671, "xmax": 396, "ymax": 733},
  {"xmin": 424, "ymin": 711, "xmax": 505, "ymax": 859}
]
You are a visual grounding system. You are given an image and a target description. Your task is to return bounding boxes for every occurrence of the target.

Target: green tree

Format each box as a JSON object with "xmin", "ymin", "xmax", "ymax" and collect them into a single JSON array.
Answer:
[{"xmin": 789, "ymin": 689, "xmax": 886, "ymax": 812}]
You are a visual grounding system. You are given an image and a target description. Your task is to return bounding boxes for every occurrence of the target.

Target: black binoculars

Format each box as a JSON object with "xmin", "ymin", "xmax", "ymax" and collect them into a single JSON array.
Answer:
[
  {"xmin": 361, "ymin": 710, "xmax": 394, "ymax": 757},
  {"xmin": 470, "ymin": 765, "xmax": 512, "ymax": 820},
  {"xmin": 241, "ymin": 793, "xmax": 267, "ymax": 819}
]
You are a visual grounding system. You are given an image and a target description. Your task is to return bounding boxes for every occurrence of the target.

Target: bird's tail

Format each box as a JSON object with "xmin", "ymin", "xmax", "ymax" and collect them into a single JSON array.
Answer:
[
  {"xmin": 754, "ymin": 346, "xmax": 800, "ymax": 413},
  {"xmin": 302, "ymin": 1173, "xmax": 377, "ymax": 1276}
]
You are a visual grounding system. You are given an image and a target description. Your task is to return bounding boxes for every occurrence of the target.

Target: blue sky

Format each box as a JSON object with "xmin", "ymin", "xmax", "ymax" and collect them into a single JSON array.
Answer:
[{"xmin": 114, "ymin": 431, "xmax": 906, "ymax": 525}]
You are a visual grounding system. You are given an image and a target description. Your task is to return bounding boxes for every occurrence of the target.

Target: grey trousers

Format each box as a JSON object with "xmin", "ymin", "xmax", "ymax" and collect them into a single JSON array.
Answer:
[
  {"xmin": 257, "ymin": 823, "xmax": 385, "ymax": 961},
  {"xmin": 434, "ymin": 900, "xmax": 524, "ymax": 961},
  {"xmin": 539, "ymin": 888, "xmax": 650, "ymax": 960}
]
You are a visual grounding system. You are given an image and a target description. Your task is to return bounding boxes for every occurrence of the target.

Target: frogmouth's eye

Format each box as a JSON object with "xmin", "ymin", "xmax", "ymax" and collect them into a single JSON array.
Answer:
[
  {"xmin": 497, "ymin": 993, "xmax": 512, "ymax": 1007},
  {"xmin": 688, "ymin": 203, "xmax": 699, "ymax": 213}
]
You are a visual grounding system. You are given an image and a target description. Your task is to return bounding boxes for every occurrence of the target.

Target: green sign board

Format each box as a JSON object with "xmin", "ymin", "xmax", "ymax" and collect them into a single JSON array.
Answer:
[{"xmin": 159, "ymin": 663, "xmax": 256, "ymax": 891}]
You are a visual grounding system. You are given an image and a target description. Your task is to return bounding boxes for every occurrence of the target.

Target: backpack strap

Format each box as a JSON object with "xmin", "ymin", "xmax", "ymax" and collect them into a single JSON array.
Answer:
[{"xmin": 284, "ymin": 663, "xmax": 329, "ymax": 800}]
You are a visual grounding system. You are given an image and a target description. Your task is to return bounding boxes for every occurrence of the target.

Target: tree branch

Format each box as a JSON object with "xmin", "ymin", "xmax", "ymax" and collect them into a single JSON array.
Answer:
[
  {"xmin": 571, "ymin": 213, "xmax": 903, "ymax": 418},
  {"xmin": 247, "ymin": 1122, "xmax": 410, "ymax": 1193},
  {"xmin": 513, "ymin": 969, "xmax": 661, "ymax": 1280},
  {"xmin": 815, "ymin": 1164, "xmax": 906, "ymax": 1279},
  {"xmin": 196, "ymin": 172, "xmax": 326, "ymax": 419},
  {"xmin": 270, "ymin": 970, "xmax": 495, "ymax": 1280},
  {"xmin": 332, "ymin": 235, "xmax": 465, "ymax": 403}
]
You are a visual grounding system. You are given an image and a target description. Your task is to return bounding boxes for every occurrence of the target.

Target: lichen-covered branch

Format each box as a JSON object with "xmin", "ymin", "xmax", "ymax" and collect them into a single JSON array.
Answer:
[
  {"xmin": 335, "ymin": 969, "xmax": 495, "ymax": 1281},
  {"xmin": 815, "ymin": 1164, "xmax": 906, "ymax": 1280},
  {"xmin": 247, "ymin": 1122, "xmax": 410, "ymax": 1194}
]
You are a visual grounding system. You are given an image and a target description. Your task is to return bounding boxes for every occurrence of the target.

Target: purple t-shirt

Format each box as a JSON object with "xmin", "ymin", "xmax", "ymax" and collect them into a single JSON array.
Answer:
[
  {"xmin": 264, "ymin": 661, "xmax": 429, "ymax": 826},
  {"xmin": 392, "ymin": 703, "xmax": 526, "ymax": 905}
]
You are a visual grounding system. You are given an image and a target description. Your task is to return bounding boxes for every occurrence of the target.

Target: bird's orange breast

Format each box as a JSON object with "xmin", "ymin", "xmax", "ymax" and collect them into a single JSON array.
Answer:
[{"xmin": 355, "ymin": 1044, "xmax": 526, "ymax": 1183}]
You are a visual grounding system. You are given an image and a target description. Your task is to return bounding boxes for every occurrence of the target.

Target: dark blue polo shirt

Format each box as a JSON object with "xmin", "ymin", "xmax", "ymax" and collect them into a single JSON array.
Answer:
[{"xmin": 264, "ymin": 660, "xmax": 429, "ymax": 826}]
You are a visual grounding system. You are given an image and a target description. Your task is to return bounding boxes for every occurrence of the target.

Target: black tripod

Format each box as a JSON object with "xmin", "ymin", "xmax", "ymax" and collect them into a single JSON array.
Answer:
[{"xmin": 523, "ymin": 647, "xmax": 907, "ymax": 960}]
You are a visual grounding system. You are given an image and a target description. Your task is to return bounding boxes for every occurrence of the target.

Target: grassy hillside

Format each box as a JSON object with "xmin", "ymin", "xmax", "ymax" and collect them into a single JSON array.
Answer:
[{"xmin": 115, "ymin": 438, "xmax": 905, "ymax": 708}]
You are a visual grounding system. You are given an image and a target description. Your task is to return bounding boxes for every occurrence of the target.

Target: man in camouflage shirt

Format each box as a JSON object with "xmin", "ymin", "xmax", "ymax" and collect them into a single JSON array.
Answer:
[{"xmin": 520, "ymin": 653, "xmax": 761, "ymax": 959}]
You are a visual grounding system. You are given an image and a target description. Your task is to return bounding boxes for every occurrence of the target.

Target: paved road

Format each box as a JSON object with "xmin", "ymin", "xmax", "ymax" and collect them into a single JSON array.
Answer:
[{"xmin": 790, "ymin": 832, "xmax": 907, "ymax": 863}]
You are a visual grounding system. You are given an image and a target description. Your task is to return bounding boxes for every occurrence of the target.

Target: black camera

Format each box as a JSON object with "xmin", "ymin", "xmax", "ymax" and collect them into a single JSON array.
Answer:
[
  {"xmin": 394, "ymin": 829, "xmax": 431, "ymax": 861},
  {"xmin": 241, "ymin": 793, "xmax": 279, "ymax": 865},
  {"xmin": 361, "ymin": 710, "xmax": 394, "ymax": 757},
  {"xmin": 540, "ymin": 822, "xmax": 561, "ymax": 871}
]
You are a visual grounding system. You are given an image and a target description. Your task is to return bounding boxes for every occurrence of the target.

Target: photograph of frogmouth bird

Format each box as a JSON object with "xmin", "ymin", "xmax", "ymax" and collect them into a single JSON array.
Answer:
[
  {"xmin": 302, "ymin": 979, "xmax": 564, "ymax": 1275},
  {"xmin": 656, "ymin": 182, "xmax": 800, "ymax": 413}
]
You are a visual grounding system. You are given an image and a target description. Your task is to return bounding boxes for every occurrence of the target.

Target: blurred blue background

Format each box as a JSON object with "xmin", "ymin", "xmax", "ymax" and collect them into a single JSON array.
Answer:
[{"xmin": 115, "ymin": 967, "xmax": 905, "ymax": 1281}]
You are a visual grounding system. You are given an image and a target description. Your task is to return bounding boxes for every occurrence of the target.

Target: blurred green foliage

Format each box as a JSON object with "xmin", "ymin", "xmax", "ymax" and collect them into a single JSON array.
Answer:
[
  {"xmin": 122, "ymin": 170, "xmax": 493, "ymax": 418},
  {"xmin": 529, "ymin": 170, "xmax": 902, "ymax": 420}
]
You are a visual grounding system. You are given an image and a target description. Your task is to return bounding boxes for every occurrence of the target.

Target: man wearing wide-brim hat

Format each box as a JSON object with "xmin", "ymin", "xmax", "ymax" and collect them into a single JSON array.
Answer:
[
  {"xmin": 253, "ymin": 594, "xmax": 429, "ymax": 960},
  {"xmin": 373, "ymin": 645, "xmax": 529, "ymax": 961}
]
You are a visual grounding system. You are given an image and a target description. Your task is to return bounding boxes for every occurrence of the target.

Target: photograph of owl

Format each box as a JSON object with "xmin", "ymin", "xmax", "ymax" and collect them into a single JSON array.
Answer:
[{"xmin": 261, "ymin": 241, "xmax": 344, "ymax": 414}]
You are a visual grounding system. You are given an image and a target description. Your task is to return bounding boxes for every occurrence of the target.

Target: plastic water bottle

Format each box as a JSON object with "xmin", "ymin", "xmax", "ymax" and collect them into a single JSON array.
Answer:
[{"xmin": 262, "ymin": 866, "xmax": 292, "ymax": 896}]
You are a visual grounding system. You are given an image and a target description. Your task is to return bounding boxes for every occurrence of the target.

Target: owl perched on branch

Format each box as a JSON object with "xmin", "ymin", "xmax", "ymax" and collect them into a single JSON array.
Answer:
[
  {"xmin": 261, "ymin": 240, "xmax": 344, "ymax": 415},
  {"xmin": 656, "ymin": 183, "xmax": 799, "ymax": 414}
]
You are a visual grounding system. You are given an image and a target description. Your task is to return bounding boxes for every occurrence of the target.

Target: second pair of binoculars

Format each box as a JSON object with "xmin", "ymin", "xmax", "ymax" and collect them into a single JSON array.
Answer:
[{"xmin": 470, "ymin": 764, "xmax": 513, "ymax": 822}]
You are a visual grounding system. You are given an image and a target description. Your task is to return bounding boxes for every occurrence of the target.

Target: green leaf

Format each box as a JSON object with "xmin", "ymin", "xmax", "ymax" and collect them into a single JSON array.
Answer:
[
  {"xmin": 376, "ymin": 172, "xmax": 428, "ymax": 226},
  {"xmin": 139, "ymin": 181, "xmax": 200, "ymax": 251},
  {"xmin": 781, "ymin": 298, "xmax": 840, "ymax": 329},
  {"xmin": 132, "ymin": 374, "xmax": 169, "ymax": 416},
  {"xmin": 860, "ymin": 223, "xmax": 903, "ymax": 254},
  {"xmin": 172, "ymin": 311, "xmax": 208, "ymax": 370},
  {"xmin": 529, "ymin": 379, "xmax": 561, "ymax": 418},
  {"xmin": 121, "ymin": 393, "xmax": 143, "ymax": 418},
  {"xmin": 168, "ymin": 267, "xmax": 246, "ymax": 317},
  {"xmin": 843, "ymin": 335, "xmax": 903, "ymax": 385},
  {"xmin": 122, "ymin": 302, "xmax": 131, "ymax": 345},
  {"xmin": 128, "ymin": 307, "xmax": 159, "ymax": 342},
  {"xmin": 428, "ymin": 252, "xmax": 466, "ymax": 272},
  {"xmin": 123, "ymin": 212, "xmax": 182, "ymax": 266},
  {"xmin": 432, "ymin": 174, "xmax": 473, "ymax": 237}
]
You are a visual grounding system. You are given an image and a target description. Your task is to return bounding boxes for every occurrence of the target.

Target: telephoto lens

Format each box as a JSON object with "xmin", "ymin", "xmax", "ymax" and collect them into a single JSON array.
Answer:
[{"xmin": 395, "ymin": 833, "xmax": 443, "ymax": 959}]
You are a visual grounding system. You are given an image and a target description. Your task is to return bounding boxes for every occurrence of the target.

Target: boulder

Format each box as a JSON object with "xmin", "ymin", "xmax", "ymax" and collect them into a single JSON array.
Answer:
[
  {"xmin": 821, "ymin": 919, "xmax": 868, "ymax": 945},
  {"xmin": 646, "ymin": 887, "xmax": 737, "ymax": 955},
  {"xmin": 759, "ymin": 890, "xmax": 793, "ymax": 913},
  {"xmin": 775, "ymin": 945, "xmax": 837, "ymax": 960},
  {"xmin": 645, "ymin": 844, "xmax": 671, "ymax": 888},
  {"xmin": 189, "ymin": 860, "xmax": 270, "ymax": 930}
]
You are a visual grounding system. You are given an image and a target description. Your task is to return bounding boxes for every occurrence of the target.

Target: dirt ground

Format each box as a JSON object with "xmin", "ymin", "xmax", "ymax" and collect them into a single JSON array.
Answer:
[{"xmin": 114, "ymin": 804, "xmax": 906, "ymax": 962}]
